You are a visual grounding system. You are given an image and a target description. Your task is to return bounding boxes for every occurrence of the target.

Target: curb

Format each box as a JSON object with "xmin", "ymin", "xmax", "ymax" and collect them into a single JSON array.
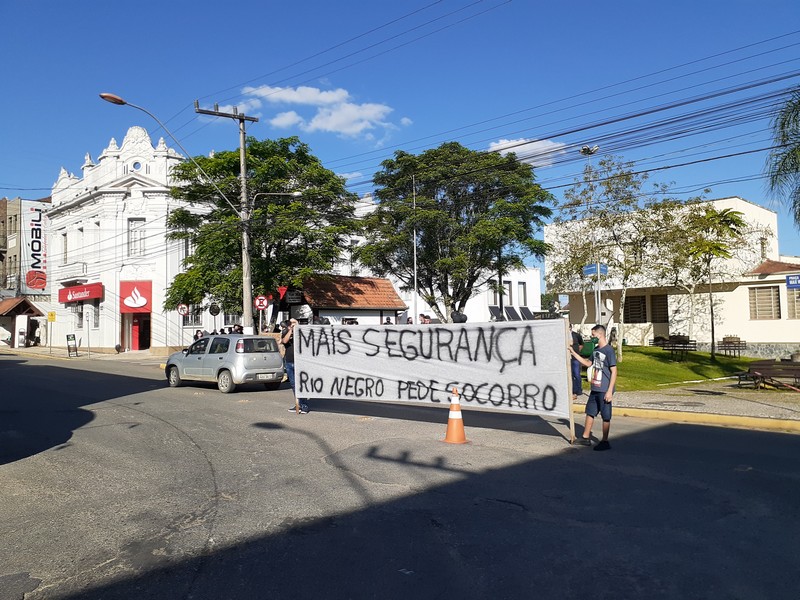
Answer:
[{"xmin": 573, "ymin": 403, "xmax": 800, "ymax": 433}]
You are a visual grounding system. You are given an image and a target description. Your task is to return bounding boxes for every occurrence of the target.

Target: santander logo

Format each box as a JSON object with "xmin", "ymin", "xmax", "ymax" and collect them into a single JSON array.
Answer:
[{"xmin": 123, "ymin": 286, "xmax": 148, "ymax": 309}]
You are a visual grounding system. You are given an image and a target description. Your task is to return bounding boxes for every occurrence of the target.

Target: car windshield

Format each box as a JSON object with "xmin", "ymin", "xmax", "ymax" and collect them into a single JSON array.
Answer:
[{"xmin": 242, "ymin": 338, "xmax": 278, "ymax": 353}]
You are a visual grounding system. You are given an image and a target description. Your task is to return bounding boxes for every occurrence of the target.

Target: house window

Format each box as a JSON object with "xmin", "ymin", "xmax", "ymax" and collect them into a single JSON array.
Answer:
[
  {"xmin": 128, "ymin": 218, "xmax": 146, "ymax": 256},
  {"xmin": 749, "ymin": 286, "xmax": 781, "ymax": 320},
  {"xmin": 651, "ymin": 294, "xmax": 668, "ymax": 323},
  {"xmin": 62, "ymin": 232, "xmax": 68, "ymax": 264},
  {"xmin": 518, "ymin": 282, "xmax": 527, "ymax": 306},
  {"xmin": 224, "ymin": 313, "xmax": 241, "ymax": 327},
  {"xmin": 183, "ymin": 305, "xmax": 203, "ymax": 327},
  {"xmin": 624, "ymin": 296, "xmax": 647, "ymax": 323},
  {"xmin": 93, "ymin": 299, "xmax": 101, "ymax": 328},
  {"xmin": 787, "ymin": 289, "xmax": 800, "ymax": 319}
]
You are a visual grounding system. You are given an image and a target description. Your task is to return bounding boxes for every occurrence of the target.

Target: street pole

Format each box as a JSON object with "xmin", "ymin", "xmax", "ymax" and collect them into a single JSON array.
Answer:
[
  {"xmin": 580, "ymin": 144, "xmax": 600, "ymax": 323},
  {"xmin": 412, "ymin": 174, "xmax": 418, "ymax": 323},
  {"xmin": 194, "ymin": 102, "xmax": 259, "ymax": 334}
]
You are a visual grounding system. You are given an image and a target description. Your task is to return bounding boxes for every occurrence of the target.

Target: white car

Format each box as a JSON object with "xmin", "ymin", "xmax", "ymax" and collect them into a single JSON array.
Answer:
[{"xmin": 165, "ymin": 334, "xmax": 284, "ymax": 393}]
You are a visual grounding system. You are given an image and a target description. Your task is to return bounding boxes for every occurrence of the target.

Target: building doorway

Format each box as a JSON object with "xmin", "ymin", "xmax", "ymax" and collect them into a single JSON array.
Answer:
[{"xmin": 123, "ymin": 313, "xmax": 151, "ymax": 350}]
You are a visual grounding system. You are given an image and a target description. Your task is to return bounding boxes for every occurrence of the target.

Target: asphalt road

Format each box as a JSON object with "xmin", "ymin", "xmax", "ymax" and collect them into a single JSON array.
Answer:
[{"xmin": 1, "ymin": 355, "xmax": 799, "ymax": 600}]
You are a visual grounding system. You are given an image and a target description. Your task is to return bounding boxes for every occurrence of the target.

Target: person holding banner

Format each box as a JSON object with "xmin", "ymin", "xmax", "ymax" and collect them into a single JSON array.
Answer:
[
  {"xmin": 570, "ymin": 328, "xmax": 584, "ymax": 401},
  {"xmin": 568, "ymin": 324, "xmax": 616, "ymax": 451},
  {"xmin": 281, "ymin": 319, "xmax": 309, "ymax": 414}
]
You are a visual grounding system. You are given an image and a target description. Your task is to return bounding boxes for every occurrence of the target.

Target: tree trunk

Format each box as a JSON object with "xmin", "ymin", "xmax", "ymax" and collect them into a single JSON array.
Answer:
[{"xmin": 580, "ymin": 289, "xmax": 588, "ymax": 329}]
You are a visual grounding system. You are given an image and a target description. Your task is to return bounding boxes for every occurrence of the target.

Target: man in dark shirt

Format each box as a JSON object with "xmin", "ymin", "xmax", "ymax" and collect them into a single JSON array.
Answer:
[
  {"xmin": 281, "ymin": 318, "xmax": 309, "ymax": 414},
  {"xmin": 570, "ymin": 328, "xmax": 584, "ymax": 401},
  {"xmin": 568, "ymin": 324, "xmax": 617, "ymax": 451}
]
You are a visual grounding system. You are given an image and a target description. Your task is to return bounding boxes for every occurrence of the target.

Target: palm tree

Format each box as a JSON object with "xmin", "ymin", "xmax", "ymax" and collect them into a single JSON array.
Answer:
[{"xmin": 767, "ymin": 87, "xmax": 800, "ymax": 224}]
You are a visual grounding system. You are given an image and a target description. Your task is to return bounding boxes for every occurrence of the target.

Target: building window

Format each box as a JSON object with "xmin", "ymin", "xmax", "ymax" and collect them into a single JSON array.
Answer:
[
  {"xmin": 787, "ymin": 289, "xmax": 800, "ymax": 319},
  {"xmin": 93, "ymin": 299, "xmax": 101, "ymax": 328},
  {"xmin": 73, "ymin": 302, "xmax": 84, "ymax": 329},
  {"xmin": 749, "ymin": 286, "xmax": 781, "ymax": 320},
  {"xmin": 224, "ymin": 313, "xmax": 241, "ymax": 327},
  {"xmin": 518, "ymin": 282, "xmax": 527, "ymax": 306},
  {"xmin": 651, "ymin": 294, "xmax": 668, "ymax": 323},
  {"xmin": 490, "ymin": 280, "xmax": 512, "ymax": 305},
  {"xmin": 62, "ymin": 232, "xmax": 68, "ymax": 264},
  {"xmin": 128, "ymin": 218, "xmax": 146, "ymax": 256},
  {"xmin": 183, "ymin": 305, "xmax": 203, "ymax": 327},
  {"xmin": 624, "ymin": 296, "xmax": 647, "ymax": 323}
]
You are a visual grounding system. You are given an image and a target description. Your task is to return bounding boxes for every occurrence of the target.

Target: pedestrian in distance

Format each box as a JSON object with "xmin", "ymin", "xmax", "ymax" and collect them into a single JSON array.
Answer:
[
  {"xmin": 384, "ymin": 317, "xmax": 393, "ymax": 325},
  {"xmin": 570, "ymin": 327, "xmax": 584, "ymax": 401},
  {"xmin": 280, "ymin": 318, "xmax": 309, "ymax": 414},
  {"xmin": 193, "ymin": 329, "xmax": 203, "ymax": 341},
  {"xmin": 406, "ymin": 317, "xmax": 413, "ymax": 325},
  {"xmin": 568, "ymin": 324, "xmax": 616, "ymax": 451}
]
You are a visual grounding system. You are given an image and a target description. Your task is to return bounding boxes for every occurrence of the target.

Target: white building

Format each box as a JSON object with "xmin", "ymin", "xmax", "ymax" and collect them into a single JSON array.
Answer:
[
  {"xmin": 48, "ymin": 126, "xmax": 205, "ymax": 355},
  {"xmin": 545, "ymin": 196, "xmax": 800, "ymax": 356}
]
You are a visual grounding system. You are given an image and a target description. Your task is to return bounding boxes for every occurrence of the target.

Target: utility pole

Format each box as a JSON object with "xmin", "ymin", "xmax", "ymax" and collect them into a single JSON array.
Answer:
[{"xmin": 195, "ymin": 102, "xmax": 259, "ymax": 333}]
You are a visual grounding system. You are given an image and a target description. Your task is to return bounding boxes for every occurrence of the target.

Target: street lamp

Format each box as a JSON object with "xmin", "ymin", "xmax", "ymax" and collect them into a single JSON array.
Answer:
[
  {"xmin": 100, "ymin": 92, "xmax": 275, "ymax": 334},
  {"xmin": 579, "ymin": 144, "xmax": 602, "ymax": 322}
]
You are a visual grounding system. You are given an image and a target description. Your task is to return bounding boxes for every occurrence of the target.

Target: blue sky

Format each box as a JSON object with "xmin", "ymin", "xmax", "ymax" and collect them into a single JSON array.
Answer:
[{"xmin": 2, "ymin": 1, "xmax": 799, "ymax": 264}]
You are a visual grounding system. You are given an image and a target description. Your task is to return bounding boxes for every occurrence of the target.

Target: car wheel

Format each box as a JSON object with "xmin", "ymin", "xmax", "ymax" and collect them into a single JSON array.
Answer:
[
  {"xmin": 263, "ymin": 382, "xmax": 282, "ymax": 391},
  {"xmin": 167, "ymin": 366, "xmax": 182, "ymax": 387},
  {"xmin": 217, "ymin": 370, "xmax": 236, "ymax": 393}
]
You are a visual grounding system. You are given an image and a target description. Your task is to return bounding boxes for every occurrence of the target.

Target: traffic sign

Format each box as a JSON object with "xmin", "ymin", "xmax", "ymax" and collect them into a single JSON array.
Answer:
[
  {"xmin": 177, "ymin": 303, "xmax": 189, "ymax": 316},
  {"xmin": 47, "ymin": 311, "xmax": 56, "ymax": 322},
  {"xmin": 787, "ymin": 275, "xmax": 800, "ymax": 289},
  {"xmin": 254, "ymin": 295, "xmax": 269, "ymax": 310},
  {"xmin": 582, "ymin": 263, "xmax": 608, "ymax": 277},
  {"xmin": 209, "ymin": 303, "xmax": 221, "ymax": 316}
]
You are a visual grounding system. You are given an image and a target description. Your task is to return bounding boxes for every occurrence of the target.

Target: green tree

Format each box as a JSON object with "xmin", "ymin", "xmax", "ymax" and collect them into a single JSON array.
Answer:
[
  {"xmin": 358, "ymin": 142, "xmax": 552, "ymax": 322},
  {"xmin": 680, "ymin": 206, "xmax": 746, "ymax": 359},
  {"xmin": 767, "ymin": 87, "xmax": 800, "ymax": 224},
  {"xmin": 549, "ymin": 156, "xmax": 669, "ymax": 358},
  {"xmin": 165, "ymin": 137, "xmax": 358, "ymax": 328}
]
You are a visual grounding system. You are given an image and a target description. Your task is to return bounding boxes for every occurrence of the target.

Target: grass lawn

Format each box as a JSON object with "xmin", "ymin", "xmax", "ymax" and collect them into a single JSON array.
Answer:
[{"xmin": 609, "ymin": 346, "xmax": 756, "ymax": 392}]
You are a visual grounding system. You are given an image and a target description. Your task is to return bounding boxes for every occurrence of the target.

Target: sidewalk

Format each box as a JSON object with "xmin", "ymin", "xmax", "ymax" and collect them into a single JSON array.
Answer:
[{"xmin": 3, "ymin": 345, "xmax": 800, "ymax": 432}]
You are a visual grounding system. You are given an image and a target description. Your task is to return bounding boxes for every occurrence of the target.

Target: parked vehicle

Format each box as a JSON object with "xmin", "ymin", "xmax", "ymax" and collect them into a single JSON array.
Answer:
[{"xmin": 165, "ymin": 334, "xmax": 284, "ymax": 393}]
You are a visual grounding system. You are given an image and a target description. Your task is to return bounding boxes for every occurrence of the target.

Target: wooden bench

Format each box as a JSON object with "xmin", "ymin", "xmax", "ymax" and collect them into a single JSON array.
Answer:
[
  {"xmin": 737, "ymin": 360, "xmax": 800, "ymax": 391},
  {"xmin": 718, "ymin": 336, "xmax": 747, "ymax": 357},
  {"xmin": 662, "ymin": 339, "xmax": 697, "ymax": 361},
  {"xmin": 650, "ymin": 335, "xmax": 696, "ymax": 360}
]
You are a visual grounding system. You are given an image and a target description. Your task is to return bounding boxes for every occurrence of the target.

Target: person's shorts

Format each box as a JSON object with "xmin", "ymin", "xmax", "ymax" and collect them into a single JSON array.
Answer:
[{"xmin": 585, "ymin": 390, "xmax": 612, "ymax": 421}]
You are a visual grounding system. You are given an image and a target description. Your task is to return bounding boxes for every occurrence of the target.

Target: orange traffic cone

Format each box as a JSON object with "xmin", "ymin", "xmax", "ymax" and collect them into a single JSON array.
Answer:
[{"xmin": 443, "ymin": 387, "xmax": 468, "ymax": 444}]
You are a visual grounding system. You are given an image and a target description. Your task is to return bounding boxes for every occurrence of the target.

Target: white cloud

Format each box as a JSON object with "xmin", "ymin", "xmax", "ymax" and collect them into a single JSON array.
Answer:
[
  {"xmin": 270, "ymin": 111, "xmax": 305, "ymax": 128},
  {"xmin": 241, "ymin": 83, "xmax": 405, "ymax": 141},
  {"xmin": 489, "ymin": 138, "xmax": 567, "ymax": 167},
  {"xmin": 243, "ymin": 84, "xmax": 349, "ymax": 106},
  {"xmin": 304, "ymin": 102, "xmax": 393, "ymax": 136},
  {"xmin": 338, "ymin": 171, "xmax": 365, "ymax": 182}
]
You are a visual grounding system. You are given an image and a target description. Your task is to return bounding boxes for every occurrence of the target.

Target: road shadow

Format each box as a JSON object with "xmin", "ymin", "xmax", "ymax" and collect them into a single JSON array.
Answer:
[
  {"xmin": 48, "ymin": 421, "xmax": 800, "ymax": 600},
  {"xmin": 307, "ymin": 396, "xmax": 568, "ymax": 437},
  {"xmin": 0, "ymin": 357, "xmax": 164, "ymax": 465}
]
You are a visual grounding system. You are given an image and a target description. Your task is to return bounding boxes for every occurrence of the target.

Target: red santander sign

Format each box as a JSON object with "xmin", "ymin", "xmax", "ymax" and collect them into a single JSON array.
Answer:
[
  {"xmin": 120, "ymin": 281, "xmax": 152, "ymax": 313},
  {"xmin": 58, "ymin": 283, "xmax": 104, "ymax": 304}
]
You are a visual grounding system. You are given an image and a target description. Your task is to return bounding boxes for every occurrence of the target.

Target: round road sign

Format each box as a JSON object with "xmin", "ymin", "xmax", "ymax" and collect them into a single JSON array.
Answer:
[
  {"xmin": 177, "ymin": 304, "xmax": 189, "ymax": 316},
  {"xmin": 254, "ymin": 295, "xmax": 269, "ymax": 310}
]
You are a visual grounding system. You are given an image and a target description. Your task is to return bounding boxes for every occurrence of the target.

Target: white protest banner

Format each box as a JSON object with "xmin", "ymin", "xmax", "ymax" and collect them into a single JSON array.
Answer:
[{"xmin": 294, "ymin": 320, "xmax": 571, "ymax": 418}]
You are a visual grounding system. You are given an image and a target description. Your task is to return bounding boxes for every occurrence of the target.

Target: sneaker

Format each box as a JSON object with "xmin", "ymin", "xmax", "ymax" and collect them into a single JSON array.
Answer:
[
  {"xmin": 298, "ymin": 407, "xmax": 309, "ymax": 415},
  {"xmin": 593, "ymin": 440, "xmax": 611, "ymax": 451},
  {"xmin": 573, "ymin": 437, "xmax": 591, "ymax": 446}
]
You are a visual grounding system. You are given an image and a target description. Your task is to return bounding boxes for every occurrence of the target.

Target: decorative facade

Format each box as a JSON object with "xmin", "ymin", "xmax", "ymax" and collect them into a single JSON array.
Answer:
[{"xmin": 48, "ymin": 126, "xmax": 196, "ymax": 354}]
